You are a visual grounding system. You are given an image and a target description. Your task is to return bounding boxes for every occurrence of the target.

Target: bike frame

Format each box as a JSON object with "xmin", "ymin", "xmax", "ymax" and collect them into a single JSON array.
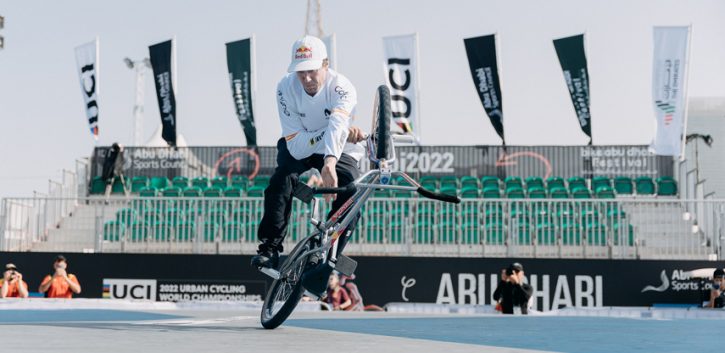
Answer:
[{"xmin": 261, "ymin": 134, "xmax": 421, "ymax": 282}]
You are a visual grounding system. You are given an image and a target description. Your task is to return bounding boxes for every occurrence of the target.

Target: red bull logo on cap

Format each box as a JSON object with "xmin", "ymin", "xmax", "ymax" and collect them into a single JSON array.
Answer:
[{"xmin": 295, "ymin": 45, "xmax": 313, "ymax": 59}]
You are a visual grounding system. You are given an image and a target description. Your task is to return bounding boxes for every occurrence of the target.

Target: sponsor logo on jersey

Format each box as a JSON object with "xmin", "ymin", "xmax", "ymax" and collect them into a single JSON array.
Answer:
[{"xmin": 277, "ymin": 90, "xmax": 290, "ymax": 117}]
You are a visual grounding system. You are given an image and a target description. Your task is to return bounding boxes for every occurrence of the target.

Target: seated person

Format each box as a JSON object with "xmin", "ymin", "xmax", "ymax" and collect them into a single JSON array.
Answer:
[
  {"xmin": 1, "ymin": 263, "xmax": 29, "ymax": 298},
  {"xmin": 39, "ymin": 255, "xmax": 81, "ymax": 298},
  {"xmin": 325, "ymin": 272, "xmax": 351, "ymax": 311},
  {"xmin": 709, "ymin": 268, "xmax": 725, "ymax": 308}
]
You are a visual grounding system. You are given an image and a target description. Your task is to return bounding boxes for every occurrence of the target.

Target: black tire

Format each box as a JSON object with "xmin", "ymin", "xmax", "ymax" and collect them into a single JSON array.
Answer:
[
  {"xmin": 260, "ymin": 239, "xmax": 312, "ymax": 329},
  {"xmin": 373, "ymin": 85, "xmax": 392, "ymax": 161}
]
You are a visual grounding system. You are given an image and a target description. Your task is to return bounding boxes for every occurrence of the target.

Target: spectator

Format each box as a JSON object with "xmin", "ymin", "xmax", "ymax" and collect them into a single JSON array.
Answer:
[
  {"xmin": 340, "ymin": 274, "xmax": 383, "ymax": 311},
  {"xmin": 1, "ymin": 263, "xmax": 29, "ymax": 298},
  {"xmin": 325, "ymin": 272, "xmax": 351, "ymax": 310},
  {"xmin": 102, "ymin": 143, "xmax": 126, "ymax": 197},
  {"xmin": 708, "ymin": 268, "xmax": 725, "ymax": 308},
  {"xmin": 38, "ymin": 255, "xmax": 81, "ymax": 298},
  {"xmin": 493, "ymin": 262, "xmax": 534, "ymax": 314}
]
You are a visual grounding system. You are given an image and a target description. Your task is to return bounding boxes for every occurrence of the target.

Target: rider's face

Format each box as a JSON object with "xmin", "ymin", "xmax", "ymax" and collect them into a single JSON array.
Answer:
[{"xmin": 296, "ymin": 64, "xmax": 327, "ymax": 96}]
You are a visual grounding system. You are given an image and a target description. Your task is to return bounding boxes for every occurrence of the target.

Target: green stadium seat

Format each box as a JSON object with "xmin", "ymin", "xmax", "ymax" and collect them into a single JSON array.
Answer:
[
  {"xmin": 389, "ymin": 219, "xmax": 406, "ymax": 243},
  {"xmin": 203, "ymin": 187, "xmax": 223, "ymax": 198},
  {"xmin": 528, "ymin": 187, "xmax": 547, "ymax": 199},
  {"xmin": 506, "ymin": 188, "xmax": 525, "ymax": 199},
  {"xmin": 230, "ymin": 175, "xmax": 249, "ymax": 190},
  {"xmin": 111, "ymin": 176, "xmax": 130, "ymax": 194},
  {"xmin": 175, "ymin": 221, "xmax": 196, "ymax": 241},
  {"xmin": 567, "ymin": 177, "xmax": 587, "ymax": 192},
  {"xmin": 182, "ymin": 187, "xmax": 202, "ymax": 197},
  {"xmin": 460, "ymin": 176, "xmax": 480, "ymax": 189},
  {"xmin": 535, "ymin": 223, "xmax": 556, "ymax": 245},
  {"xmin": 461, "ymin": 187, "xmax": 480, "ymax": 199},
  {"xmin": 115, "ymin": 208, "xmax": 137, "ymax": 226},
  {"xmin": 515, "ymin": 223, "xmax": 532, "ymax": 245},
  {"xmin": 150, "ymin": 222, "xmax": 172, "ymax": 241},
  {"xmin": 571, "ymin": 187, "xmax": 592, "ymax": 199},
  {"xmin": 191, "ymin": 177, "xmax": 209, "ymax": 190},
  {"xmin": 606, "ymin": 207, "xmax": 627, "ymax": 225},
  {"xmin": 420, "ymin": 176, "xmax": 439, "ymax": 188},
  {"xmin": 247, "ymin": 185, "xmax": 266, "ymax": 197},
  {"xmin": 222, "ymin": 221, "xmax": 242, "ymax": 242},
  {"xmin": 460, "ymin": 221, "xmax": 481, "ymax": 244},
  {"xmin": 149, "ymin": 177, "xmax": 170, "ymax": 190},
  {"xmin": 393, "ymin": 189, "xmax": 415, "ymax": 198},
  {"xmin": 421, "ymin": 180, "xmax": 438, "ymax": 192},
  {"xmin": 211, "ymin": 176, "xmax": 228, "ymax": 189},
  {"xmin": 525, "ymin": 177, "xmax": 544, "ymax": 191},
  {"xmin": 414, "ymin": 219, "xmax": 434, "ymax": 244},
  {"xmin": 436, "ymin": 220, "xmax": 458, "ymax": 244},
  {"xmin": 139, "ymin": 187, "xmax": 157, "ymax": 197},
  {"xmin": 439, "ymin": 176, "xmax": 460, "ymax": 190},
  {"xmin": 131, "ymin": 176, "xmax": 149, "ymax": 193},
  {"xmin": 160, "ymin": 187, "xmax": 181, "ymax": 197},
  {"xmin": 504, "ymin": 176, "xmax": 523, "ymax": 191},
  {"xmin": 612, "ymin": 222, "xmax": 635, "ymax": 246},
  {"xmin": 206, "ymin": 209, "xmax": 227, "ymax": 225},
  {"xmin": 103, "ymin": 220, "xmax": 124, "ymax": 242},
  {"xmin": 592, "ymin": 176, "xmax": 612, "ymax": 193},
  {"xmin": 223, "ymin": 186, "xmax": 242, "ymax": 197},
  {"xmin": 596, "ymin": 186, "xmax": 616, "ymax": 199},
  {"xmin": 585, "ymin": 223, "xmax": 607, "ymax": 246},
  {"xmin": 202, "ymin": 222, "xmax": 219, "ymax": 242},
  {"xmin": 613, "ymin": 177, "xmax": 634, "ymax": 195},
  {"xmin": 127, "ymin": 222, "xmax": 149, "ymax": 242},
  {"xmin": 560, "ymin": 223, "xmax": 581, "ymax": 246},
  {"xmin": 481, "ymin": 176, "xmax": 500, "ymax": 190},
  {"xmin": 172, "ymin": 176, "xmax": 189, "ymax": 189},
  {"xmin": 546, "ymin": 177, "xmax": 566, "ymax": 191},
  {"xmin": 253, "ymin": 175, "xmax": 271, "ymax": 188},
  {"xmin": 484, "ymin": 223, "xmax": 506, "ymax": 245},
  {"xmin": 656, "ymin": 177, "xmax": 678, "ymax": 196},
  {"xmin": 550, "ymin": 187, "xmax": 569, "ymax": 199},
  {"xmin": 439, "ymin": 186, "xmax": 458, "ymax": 197},
  {"xmin": 635, "ymin": 177, "xmax": 655, "ymax": 195},
  {"xmin": 164, "ymin": 208, "xmax": 185, "ymax": 226},
  {"xmin": 89, "ymin": 176, "xmax": 106, "ymax": 195}
]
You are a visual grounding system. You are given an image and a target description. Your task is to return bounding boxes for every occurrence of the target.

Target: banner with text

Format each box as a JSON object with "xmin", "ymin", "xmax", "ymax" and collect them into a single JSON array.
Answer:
[
  {"xmin": 149, "ymin": 39, "xmax": 177, "ymax": 147},
  {"xmin": 464, "ymin": 34, "xmax": 504, "ymax": 143},
  {"xmin": 225, "ymin": 38, "xmax": 257, "ymax": 146},
  {"xmin": 553, "ymin": 34, "xmax": 591, "ymax": 141},
  {"xmin": 383, "ymin": 34, "xmax": 420, "ymax": 138},
  {"xmin": 650, "ymin": 26, "xmax": 690, "ymax": 156},
  {"xmin": 75, "ymin": 40, "xmax": 99, "ymax": 141}
]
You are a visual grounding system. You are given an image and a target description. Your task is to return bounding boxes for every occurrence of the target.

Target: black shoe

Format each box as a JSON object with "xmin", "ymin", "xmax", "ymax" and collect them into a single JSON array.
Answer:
[{"xmin": 251, "ymin": 250, "xmax": 279, "ymax": 269}]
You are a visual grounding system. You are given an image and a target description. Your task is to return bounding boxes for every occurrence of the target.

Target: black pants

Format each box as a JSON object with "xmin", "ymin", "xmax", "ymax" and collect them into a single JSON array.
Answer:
[{"xmin": 257, "ymin": 138, "xmax": 361, "ymax": 253}]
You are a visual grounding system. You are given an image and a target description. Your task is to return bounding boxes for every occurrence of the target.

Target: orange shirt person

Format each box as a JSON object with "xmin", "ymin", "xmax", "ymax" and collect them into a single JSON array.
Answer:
[
  {"xmin": 38, "ymin": 255, "xmax": 81, "ymax": 298},
  {"xmin": 1, "ymin": 263, "xmax": 29, "ymax": 298}
]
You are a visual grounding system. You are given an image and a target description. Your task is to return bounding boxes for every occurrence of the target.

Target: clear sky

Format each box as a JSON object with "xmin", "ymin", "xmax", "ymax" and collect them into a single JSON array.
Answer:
[{"xmin": 0, "ymin": 0, "xmax": 724, "ymax": 197}]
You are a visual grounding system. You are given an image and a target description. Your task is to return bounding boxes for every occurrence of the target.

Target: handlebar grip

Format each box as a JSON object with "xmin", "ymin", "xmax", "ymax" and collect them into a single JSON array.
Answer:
[
  {"xmin": 416, "ymin": 187, "xmax": 461, "ymax": 204},
  {"xmin": 313, "ymin": 184, "xmax": 356, "ymax": 195}
]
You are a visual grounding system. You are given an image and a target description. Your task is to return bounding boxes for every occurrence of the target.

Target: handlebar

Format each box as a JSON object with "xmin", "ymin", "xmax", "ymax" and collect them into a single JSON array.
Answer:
[{"xmin": 416, "ymin": 187, "xmax": 461, "ymax": 204}]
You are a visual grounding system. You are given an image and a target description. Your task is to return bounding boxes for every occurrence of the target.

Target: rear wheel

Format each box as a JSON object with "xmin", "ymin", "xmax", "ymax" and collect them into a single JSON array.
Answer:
[
  {"xmin": 260, "ymin": 238, "xmax": 313, "ymax": 329},
  {"xmin": 372, "ymin": 85, "xmax": 392, "ymax": 161}
]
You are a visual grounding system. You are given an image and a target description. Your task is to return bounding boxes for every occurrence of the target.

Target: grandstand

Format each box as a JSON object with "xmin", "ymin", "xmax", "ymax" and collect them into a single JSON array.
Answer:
[{"xmin": 0, "ymin": 144, "xmax": 718, "ymax": 261}]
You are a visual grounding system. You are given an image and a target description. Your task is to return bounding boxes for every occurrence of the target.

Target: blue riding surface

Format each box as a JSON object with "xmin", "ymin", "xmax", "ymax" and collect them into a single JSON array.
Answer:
[{"xmin": 288, "ymin": 316, "xmax": 717, "ymax": 353}]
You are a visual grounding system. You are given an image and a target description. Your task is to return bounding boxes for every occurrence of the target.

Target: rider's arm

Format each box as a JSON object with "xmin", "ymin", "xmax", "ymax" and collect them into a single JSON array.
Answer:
[
  {"xmin": 321, "ymin": 76, "xmax": 357, "ymax": 161},
  {"xmin": 277, "ymin": 84, "xmax": 326, "ymax": 160}
]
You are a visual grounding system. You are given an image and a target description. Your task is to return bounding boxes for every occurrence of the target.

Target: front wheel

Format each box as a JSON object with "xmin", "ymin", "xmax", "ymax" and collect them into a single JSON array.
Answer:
[{"xmin": 260, "ymin": 238, "xmax": 312, "ymax": 329}]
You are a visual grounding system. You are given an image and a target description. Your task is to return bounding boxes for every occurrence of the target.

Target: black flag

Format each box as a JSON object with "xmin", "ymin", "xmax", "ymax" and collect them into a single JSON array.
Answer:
[
  {"xmin": 553, "ymin": 34, "xmax": 591, "ymax": 142},
  {"xmin": 464, "ymin": 35, "xmax": 504, "ymax": 144},
  {"xmin": 149, "ymin": 39, "xmax": 177, "ymax": 147},
  {"xmin": 226, "ymin": 39, "xmax": 257, "ymax": 146}
]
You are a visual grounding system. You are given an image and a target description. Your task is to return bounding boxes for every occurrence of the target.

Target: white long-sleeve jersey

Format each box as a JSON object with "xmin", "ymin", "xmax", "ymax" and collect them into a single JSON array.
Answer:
[{"xmin": 276, "ymin": 69, "xmax": 364, "ymax": 161}]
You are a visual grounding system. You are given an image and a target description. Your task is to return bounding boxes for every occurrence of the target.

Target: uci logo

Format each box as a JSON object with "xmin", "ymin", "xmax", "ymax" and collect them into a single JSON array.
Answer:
[{"xmin": 103, "ymin": 279, "xmax": 157, "ymax": 301}]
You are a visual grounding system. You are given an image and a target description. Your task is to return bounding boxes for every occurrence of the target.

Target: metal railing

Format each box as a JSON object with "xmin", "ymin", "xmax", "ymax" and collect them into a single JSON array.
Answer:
[{"xmin": 1, "ymin": 195, "xmax": 721, "ymax": 260}]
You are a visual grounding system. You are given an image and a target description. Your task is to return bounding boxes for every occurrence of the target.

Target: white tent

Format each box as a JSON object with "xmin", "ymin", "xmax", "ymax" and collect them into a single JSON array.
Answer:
[{"xmin": 144, "ymin": 124, "xmax": 188, "ymax": 147}]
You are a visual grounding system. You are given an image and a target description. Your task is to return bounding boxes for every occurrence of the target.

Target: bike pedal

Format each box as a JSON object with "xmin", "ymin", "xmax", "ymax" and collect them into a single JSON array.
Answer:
[
  {"xmin": 334, "ymin": 255, "xmax": 357, "ymax": 277},
  {"xmin": 259, "ymin": 267, "xmax": 281, "ymax": 280}
]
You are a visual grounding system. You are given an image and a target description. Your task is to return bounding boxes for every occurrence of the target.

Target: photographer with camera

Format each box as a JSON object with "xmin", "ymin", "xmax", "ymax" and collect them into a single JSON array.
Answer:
[
  {"xmin": 708, "ymin": 268, "xmax": 725, "ymax": 308},
  {"xmin": 1, "ymin": 263, "xmax": 29, "ymax": 298},
  {"xmin": 38, "ymin": 255, "xmax": 81, "ymax": 298},
  {"xmin": 493, "ymin": 262, "xmax": 534, "ymax": 315}
]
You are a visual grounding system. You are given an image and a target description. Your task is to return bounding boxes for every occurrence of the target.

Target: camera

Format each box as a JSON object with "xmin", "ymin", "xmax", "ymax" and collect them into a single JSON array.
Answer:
[{"xmin": 506, "ymin": 268, "xmax": 514, "ymax": 276}]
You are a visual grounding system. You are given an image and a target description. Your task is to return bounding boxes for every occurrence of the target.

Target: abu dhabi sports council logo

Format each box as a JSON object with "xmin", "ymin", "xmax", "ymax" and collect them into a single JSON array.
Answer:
[
  {"xmin": 295, "ymin": 45, "xmax": 313, "ymax": 59},
  {"xmin": 641, "ymin": 270, "xmax": 669, "ymax": 292},
  {"xmin": 655, "ymin": 100, "xmax": 676, "ymax": 126}
]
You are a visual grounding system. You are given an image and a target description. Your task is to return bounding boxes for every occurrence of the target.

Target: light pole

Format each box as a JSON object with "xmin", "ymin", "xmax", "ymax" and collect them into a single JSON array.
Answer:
[{"xmin": 124, "ymin": 57, "xmax": 151, "ymax": 146}]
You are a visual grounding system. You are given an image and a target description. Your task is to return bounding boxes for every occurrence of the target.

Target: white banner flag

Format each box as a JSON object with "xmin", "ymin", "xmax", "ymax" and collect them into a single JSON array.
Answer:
[
  {"xmin": 650, "ymin": 26, "xmax": 690, "ymax": 156},
  {"xmin": 383, "ymin": 34, "xmax": 420, "ymax": 139},
  {"xmin": 323, "ymin": 33, "xmax": 336, "ymax": 70},
  {"xmin": 75, "ymin": 39, "xmax": 99, "ymax": 141}
]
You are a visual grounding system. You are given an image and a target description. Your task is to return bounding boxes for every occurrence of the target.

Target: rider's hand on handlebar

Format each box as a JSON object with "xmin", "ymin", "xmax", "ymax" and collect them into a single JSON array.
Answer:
[
  {"xmin": 347, "ymin": 126, "xmax": 366, "ymax": 143},
  {"xmin": 321, "ymin": 156, "xmax": 338, "ymax": 202}
]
